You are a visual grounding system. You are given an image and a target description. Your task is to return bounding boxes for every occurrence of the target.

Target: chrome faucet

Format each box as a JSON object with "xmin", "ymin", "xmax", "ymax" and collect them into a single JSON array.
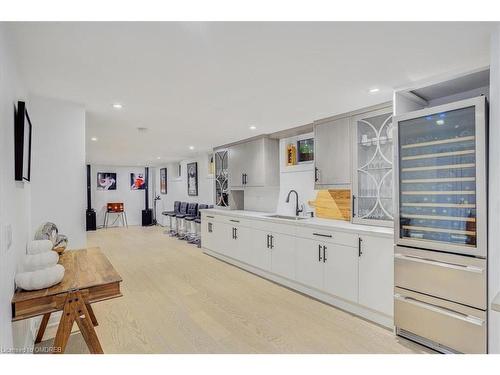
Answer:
[{"xmin": 286, "ymin": 189, "xmax": 303, "ymax": 217}]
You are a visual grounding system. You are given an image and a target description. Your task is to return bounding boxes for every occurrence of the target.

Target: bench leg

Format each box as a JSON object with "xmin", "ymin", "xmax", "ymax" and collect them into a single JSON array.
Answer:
[
  {"xmin": 85, "ymin": 303, "xmax": 98, "ymax": 326},
  {"xmin": 35, "ymin": 313, "xmax": 51, "ymax": 344}
]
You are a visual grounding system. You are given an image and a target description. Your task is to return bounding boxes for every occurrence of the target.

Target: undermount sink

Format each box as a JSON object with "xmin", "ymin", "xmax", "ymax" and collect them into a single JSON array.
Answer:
[{"xmin": 266, "ymin": 214, "xmax": 308, "ymax": 221}]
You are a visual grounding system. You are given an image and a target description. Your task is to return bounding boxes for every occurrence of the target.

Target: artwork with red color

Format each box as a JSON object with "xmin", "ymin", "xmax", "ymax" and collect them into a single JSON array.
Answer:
[{"xmin": 130, "ymin": 173, "xmax": 145, "ymax": 190}]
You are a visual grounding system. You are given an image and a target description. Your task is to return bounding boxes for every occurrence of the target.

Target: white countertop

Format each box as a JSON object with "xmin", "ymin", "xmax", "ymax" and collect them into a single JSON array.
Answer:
[{"xmin": 202, "ymin": 209, "xmax": 394, "ymax": 238}]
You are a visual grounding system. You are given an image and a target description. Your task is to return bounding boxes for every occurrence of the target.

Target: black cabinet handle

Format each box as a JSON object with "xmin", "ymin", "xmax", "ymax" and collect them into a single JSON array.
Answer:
[
  {"xmin": 358, "ymin": 237, "xmax": 363, "ymax": 257},
  {"xmin": 229, "ymin": 219, "xmax": 240, "ymax": 223},
  {"xmin": 313, "ymin": 232, "xmax": 332, "ymax": 238},
  {"xmin": 318, "ymin": 244, "xmax": 322, "ymax": 262},
  {"xmin": 323, "ymin": 245, "xmax": 327, "ymax": 263},
  {"xmin": 244, "ymin": 174, "xmax": 247, "ymax": 185},
  {"xmin": 232, "ymin": 227, "xmax": 235, "ymax": 239},
  {"xmin": 206, "ymin": 215, "xmax": 214, "ymax": 218},
  {"xmin": 266, "ymin": 234, "xmax": 270, "ymax": 249},
  {"xmin": 314, "ymin": 167, "xmax": 319, "ymax": 182},
  {"xmin": 352, "ymin": 195, "xmax": 356, "ymax": 218},
  {"xmin": 208, "ymin": 223, "xmax": 213, "ymax": 233},
  {"xmin": 234, "ymin": 227, "xmax": 238, "ymax": 239},
  {"xmin": 270, "ymin": 235, "xmax": 274, "ymax": 249}
]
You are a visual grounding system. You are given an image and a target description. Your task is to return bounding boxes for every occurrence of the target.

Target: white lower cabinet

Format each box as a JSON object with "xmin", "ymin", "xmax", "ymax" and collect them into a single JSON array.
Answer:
[
  {"xmin": 206, "ymin": 221, "xmax": 250, "ymax": 261},
  {"xmin": 295, "ymin": 238, "xmax": 324, "ymax": 291},
  {"xmin": 215, "ymin": 222, "xmax": 233, "ymax": 257},
  {"xmin": 270, "ymin": 232, "xmax": 296, "ymax": 280},
  {"xmin": 323, "ymin": 243, "xmax": 358, "ymax": 303},
  {"xmin": 358, "ymin": 235, "xmax": 393, "ymax": 316},
  {"xmin": 296, "ymin": 237, "xmax": 358, "ymax": 303},
  {"xmin": 253, "ymin": 230, "xmax": 296, "ymax": 279},
  {"xmin": 234, "ymin": 225, "xmax": 252, "ymax": 263},
  {"xmin": 201, "ymin": 212, "xmax": 394, "ymax": 326},
  {"xmin": 201, "ymin": 218, "xmax": 217, "ymax": 251},
  {"xmin": 252, "ymin": 229, "xmax": 272, "ymax": 271}
]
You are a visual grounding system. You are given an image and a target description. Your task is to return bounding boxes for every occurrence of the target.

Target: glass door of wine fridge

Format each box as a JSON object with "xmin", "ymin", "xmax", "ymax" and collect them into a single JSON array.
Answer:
[{"xmin": 394, "ymin": 96, "xmax": 487, "ymax": 257}]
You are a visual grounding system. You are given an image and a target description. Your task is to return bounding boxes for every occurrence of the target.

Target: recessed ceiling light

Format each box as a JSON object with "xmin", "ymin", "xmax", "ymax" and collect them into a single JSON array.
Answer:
[
  {"xmin": 189, "ymin": 146, "xmax": 195, "ymax": 150},
  {"xmin": 249, "ymin": 125, "xmax": 257, "ymax": 130},
  {"xmin": 369, "ymin": 88, "xmax": 380, "ymax": 93},
  {"xmin": 157, "ymin": 156, "xmax": 161, "ymax": 160},
  {"xmin": 436, "ymin": 119, "xmax": 445, "ymax": 126},
  {"xmin": 91, "ymin": 137, "xmax": 98, "ymax": 141},
  {"xmin": 112, "ymin": 103, "xmax": 123, "ymax": 109}
]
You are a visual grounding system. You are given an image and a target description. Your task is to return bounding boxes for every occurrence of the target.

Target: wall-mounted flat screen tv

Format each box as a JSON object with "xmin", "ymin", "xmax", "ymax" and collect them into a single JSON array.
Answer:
[{"xmin": 15, "ymin": 101, "xmax": 32, "ymax": 182}]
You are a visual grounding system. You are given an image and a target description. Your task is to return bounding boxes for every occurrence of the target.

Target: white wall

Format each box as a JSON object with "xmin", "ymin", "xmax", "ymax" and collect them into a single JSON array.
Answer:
[
  {"xmin": 488, "ymin": 24, "xmax": 500, "ymax": 354},
  {"xmin": 91, "ymin": 165, "xmax": 149, "ymax": 227},
  {"xmin": 155, "ymin": 154, "xmax": 214, "ymax": 226},
  {"xmin": 29, "ymin": 96, "xmax": 87, "ymax": 250},
  {"xmin": 0, "ymin": 25, "xmax": 33, "ymax": 352}
]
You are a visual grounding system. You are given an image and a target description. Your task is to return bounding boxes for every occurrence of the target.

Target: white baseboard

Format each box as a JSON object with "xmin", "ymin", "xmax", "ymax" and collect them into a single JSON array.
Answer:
[{"xmin": 203, "ymin": 248, "xmax": 394, "ymax": 329}]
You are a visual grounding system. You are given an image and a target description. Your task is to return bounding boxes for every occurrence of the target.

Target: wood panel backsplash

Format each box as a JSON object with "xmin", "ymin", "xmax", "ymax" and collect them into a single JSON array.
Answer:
[{"xmin": 308, "ymin": 189, "xmax": 351, "ymax": 221}]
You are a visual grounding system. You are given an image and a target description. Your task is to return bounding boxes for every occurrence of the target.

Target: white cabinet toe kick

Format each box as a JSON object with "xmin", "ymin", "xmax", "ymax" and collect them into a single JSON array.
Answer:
[{"xmin": 201, "ymin": 211, "xmax": 394, "ymax": 329}]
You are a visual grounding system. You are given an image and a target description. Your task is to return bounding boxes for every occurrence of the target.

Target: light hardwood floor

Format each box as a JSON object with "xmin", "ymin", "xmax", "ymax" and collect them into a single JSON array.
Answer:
[{"xmin": 37, "ymin": 226, "xmax": 431, "ymax": 354}]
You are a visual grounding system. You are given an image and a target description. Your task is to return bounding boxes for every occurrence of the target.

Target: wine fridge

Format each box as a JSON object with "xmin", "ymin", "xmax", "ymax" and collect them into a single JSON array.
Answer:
[{"xmin": 393, "ymin": 96, "xmax": 488, "ymax": 354}]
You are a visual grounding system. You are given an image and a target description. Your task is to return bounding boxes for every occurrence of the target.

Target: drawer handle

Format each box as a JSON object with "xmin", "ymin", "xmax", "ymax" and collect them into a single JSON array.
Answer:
[
  {"xmin": 394, "ymin": 294, "xmax": 485, "ymax": 327},
  {"xmin": 313, "ymin": 233, "xmax": 332, "ymax": 238},
  {"xmin": 229, "ymin": 219, "xmax": 240, "ymax": 223},
  {"xmin": 206, "ymin": 215, "xmax": 215, "ymax": 218},
  {"xmin": 394, "ymin": 254, "xmax": 484, "ymax": 274}
]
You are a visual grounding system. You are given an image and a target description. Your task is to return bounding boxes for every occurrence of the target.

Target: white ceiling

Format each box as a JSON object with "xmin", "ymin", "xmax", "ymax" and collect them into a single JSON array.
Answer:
[{"xmin": 6, "ymin": 22, "xmax": 495, "ymax": 166}]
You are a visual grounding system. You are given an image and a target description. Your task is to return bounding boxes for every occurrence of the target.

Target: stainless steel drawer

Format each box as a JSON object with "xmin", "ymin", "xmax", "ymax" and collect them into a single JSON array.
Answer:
[
  {"xmin": 394, "ymin": 287, "xmax": 487, "ymax": 354},
  {"xmin": 395, "ymin": 246, "xmax": 486, "ymax": 309}
]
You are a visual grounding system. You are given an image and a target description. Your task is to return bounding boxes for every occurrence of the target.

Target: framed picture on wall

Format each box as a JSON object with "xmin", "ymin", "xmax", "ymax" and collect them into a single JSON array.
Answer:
[
  {"xmin": 97, "ymin": 172, "xmax": 117, "ymax": 190},
  {"xmin": 130, "ymin": 172, "xmax": 146, "ymax": 190},
  {"xmin": 187, "ymin": 162, "xmax": 198, "ymax": 196},
  {"xmin": 14, "ymin": 101, "xmax": 32, "ymax": 182},
  {"xmin": 160, "ymin": 168, "xmax": 167, "ymax": 194}
]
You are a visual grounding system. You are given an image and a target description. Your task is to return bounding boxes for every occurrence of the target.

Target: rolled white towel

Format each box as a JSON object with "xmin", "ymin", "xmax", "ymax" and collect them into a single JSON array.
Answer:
[
  {"xmin": 21, "ymin": 251, "xmax": 59, "ymax": 272},
  {"xmin": 27, "ymin": 240, "xmax": 53, "ymax": 255},
  {"xmin": 15, "ymin": 264, "xmax": 65, "ymax": 291}
]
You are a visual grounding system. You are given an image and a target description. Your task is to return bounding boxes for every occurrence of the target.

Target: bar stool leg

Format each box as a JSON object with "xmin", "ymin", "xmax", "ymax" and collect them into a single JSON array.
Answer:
[{"xmin": 124, "ymin": 211, "xmax": 128, "ymax": 228}]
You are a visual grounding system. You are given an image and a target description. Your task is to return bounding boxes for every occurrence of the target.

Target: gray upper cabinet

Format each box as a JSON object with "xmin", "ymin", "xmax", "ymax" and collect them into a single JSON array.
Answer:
[
  {"xmin": 314, "ymin": 116, "xmax": 351, "ymax": 189},
  {"xmin": 227, "ymin": 136, "xmax": 279, "ymax": 189},
  {"xmin": 228, "ymin": 142, "xmax": 246, "ymax": 188}
]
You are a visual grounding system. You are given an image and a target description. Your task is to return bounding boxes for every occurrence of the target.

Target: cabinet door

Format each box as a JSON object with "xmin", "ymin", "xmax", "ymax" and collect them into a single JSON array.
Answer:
[
  {"xmin": 295, "ymin": 238, "xmax": 324, "ymax": 290},
  {"xmin": 351, "ymin": 107, "xmax": 393, "ymax": 226},
  {"xmin": 314, "ymin": 116, "xmax": 351, "ymax": 187},
  {"xmin": 201, "ymin": 219, "xmax": 216, "ymax": 250},
  {"xmin": 214, "ymin": 222, "xmax": 233, "ymax": 257},
  {"xmin": 323, "ymin": 243, "xmax": 358, "ymax": 303},
  {"xmin": 358, "ymin": 235, "xmax": 394, "ymax": 316},
  {"xmin": 243, "ymin": 138, "xmax": 265, "ymax": 187},
  {"xmin": 228, "ymin": 143, "xmax": 246, "ymax": 188},
  {"xmin": 233, "ymin": 225, "xmax": 252, "ymax": 263},
  {"xmin": 252, "ymin": 229, "xmax": 272, "ymax": 271},
  {"xmin": 270, "ymin": 232, "xmax": 296, "ymax": 280}
]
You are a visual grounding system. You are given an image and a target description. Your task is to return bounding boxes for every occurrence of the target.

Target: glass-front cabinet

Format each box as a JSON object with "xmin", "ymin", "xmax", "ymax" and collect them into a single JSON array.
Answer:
[
  {"xmin": 394, "ymin": 96, "xmax": 487, "ymax": 257},
  {"xmin": 352, "ymin": 107, "xmax": 394, "ymax": 226},
  {"xmin": 214, "ymin": 149, "xmax": 229, "ymax": 208}
]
